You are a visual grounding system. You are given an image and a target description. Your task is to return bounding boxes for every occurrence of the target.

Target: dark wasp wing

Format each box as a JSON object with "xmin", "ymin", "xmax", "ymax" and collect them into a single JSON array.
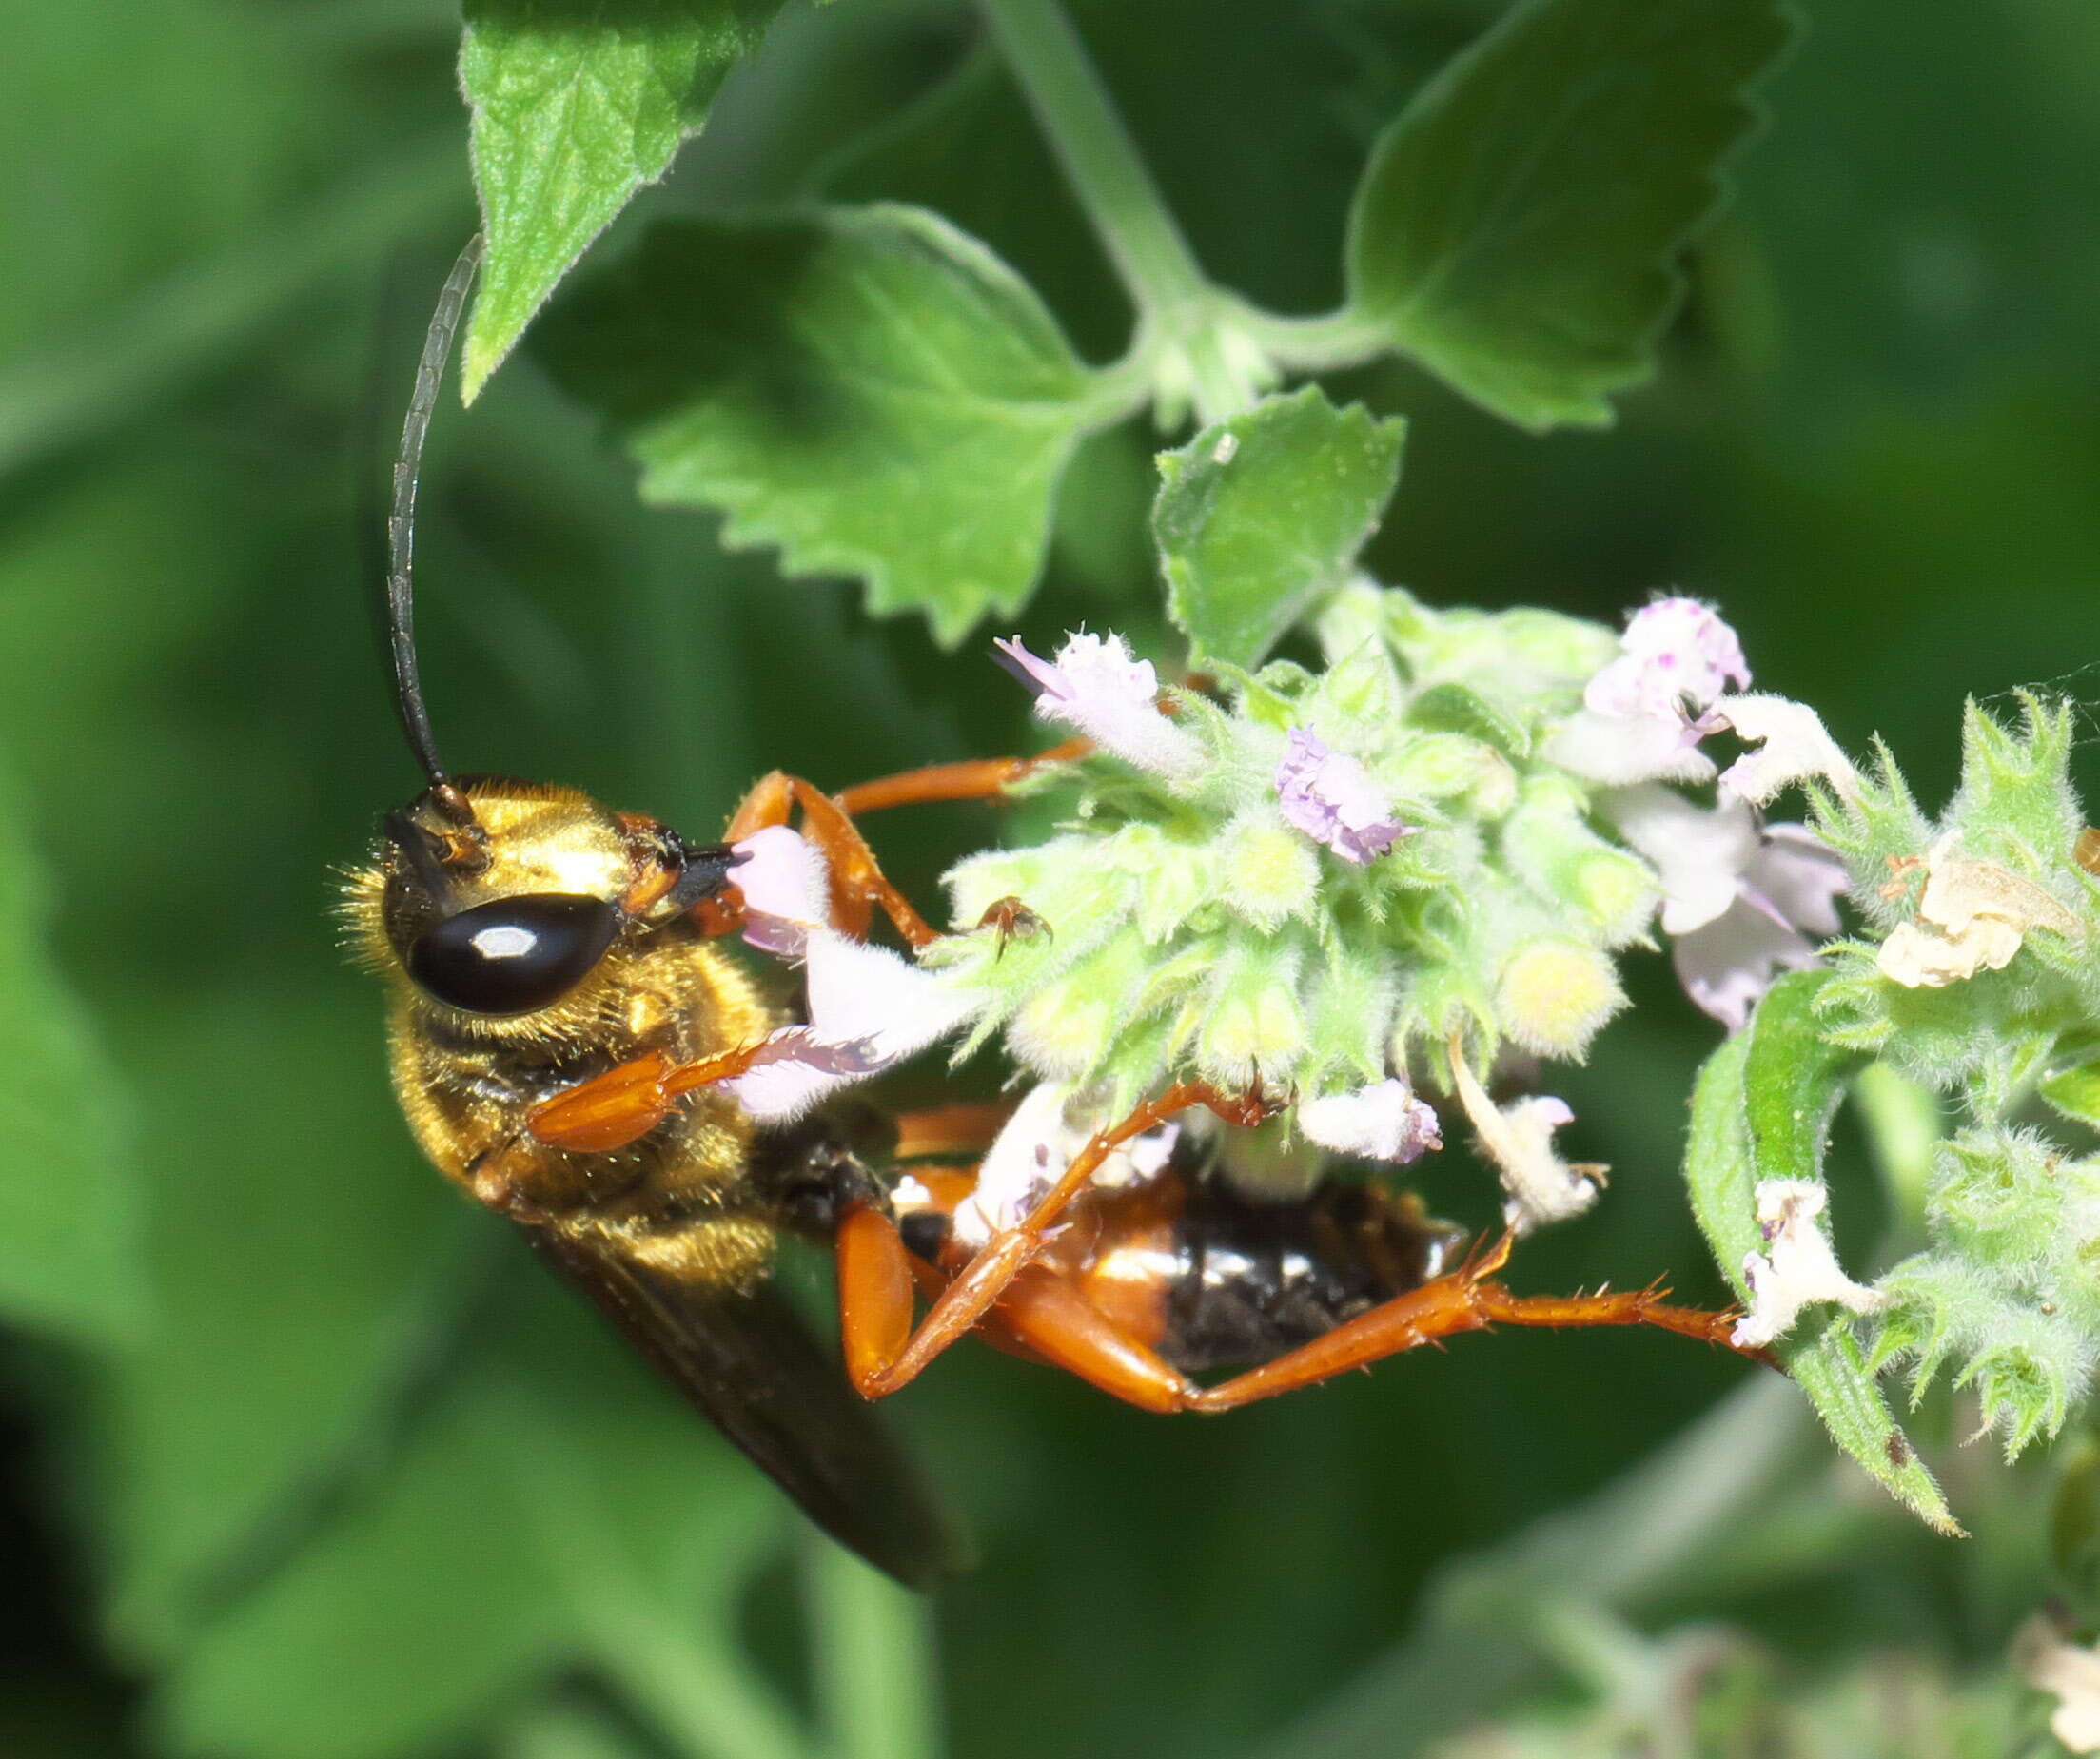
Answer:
[{"xmin": 528, "ymin": 1226, "xmax": 969, "ymax": 1591}]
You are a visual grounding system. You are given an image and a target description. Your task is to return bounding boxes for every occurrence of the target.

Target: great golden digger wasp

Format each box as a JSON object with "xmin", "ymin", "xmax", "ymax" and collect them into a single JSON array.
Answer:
[{"xmin": 348, "ymin": 240, "xmax": 1754, "ymax": 1586}]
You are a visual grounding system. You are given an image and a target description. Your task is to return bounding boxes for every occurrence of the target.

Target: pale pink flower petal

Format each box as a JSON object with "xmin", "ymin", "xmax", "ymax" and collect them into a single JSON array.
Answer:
[
  {"xmin": 1674, "ymin": 904, "xmax": 1823, "ymax": 1033},
  {"xmin": 801, "ymin": 929, "xmax": 982, "ymax": 1065},
  {"xmin": 1550, "ymin": 598, "xmax": 1748, "ymax": 786},
  {"xmin": 953, "ymin": 1084, "xmax": 1180, "ymax": 1250},
  {"xmin": 1297, "ymin": 1079, "xmax": 1441, "ymax": 1163},
  {"xmin": 1545, "ymin": 709, "xmax": 1718, "ymax": 787},
  {"xmin": 1584, "ymin": 596, "xmax": 1750, "ymax": 721},
  {"xmin": 1731, "ymin": 1180, "xmax": 1883, "ymax": 1349},
  {"xmin": 713, "ymin": 931, "xmax": 985, "ymax": 1122},
  {"xmin": 1611, "ymin": 785, "xmax": 1762, "ymax": 935},
  {"xmin": 730, "ymin": 825, "xmax": 831, "ymax": 957},
  {"xmin": 1274, "ymin": 729, "xmax": 1411, "ymax": 865},
  {"xmin": 992, "ymin": 632, "xmax": 1205, "ymax": 784},
  {"xmin": 1747, "ymin": 824, "xmax": 1850, "ymax": 937},
  {"xmin": 1715, "ymin": 694, "xmax": 1859, "ymax": 804},
  {"xmin": 1613, "ymin": 790, "xmax": 1849, "ymax": 1030}
]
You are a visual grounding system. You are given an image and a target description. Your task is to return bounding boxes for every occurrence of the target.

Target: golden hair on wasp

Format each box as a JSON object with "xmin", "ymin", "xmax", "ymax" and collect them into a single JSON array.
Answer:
[{"xmin": 341, "ymin": 238, "xmax": 962, "ymax": 1589}]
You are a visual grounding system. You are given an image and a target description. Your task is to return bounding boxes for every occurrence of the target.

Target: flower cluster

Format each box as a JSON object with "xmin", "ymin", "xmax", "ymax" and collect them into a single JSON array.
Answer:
[
  {"xmin": 817, "ymin": 587, "xmax": 1850, "ymax": 1230},
  {"xmin": 713, "ymin": 583, "xmax": 2100, "ymax": 1473}
]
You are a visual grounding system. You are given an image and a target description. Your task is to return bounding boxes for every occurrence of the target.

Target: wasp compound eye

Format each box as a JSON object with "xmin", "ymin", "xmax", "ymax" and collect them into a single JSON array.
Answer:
[{"xmin": 407, "ymin": 894, "xmax": 622, "ymax": 1016}]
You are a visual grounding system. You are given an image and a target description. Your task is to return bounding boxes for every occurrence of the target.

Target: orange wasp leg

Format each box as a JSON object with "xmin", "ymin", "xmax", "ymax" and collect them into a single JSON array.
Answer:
[
  {"xmin": 835, "ymin": 1200, "xmax": 1197, "ymax": 1414},
  {"xmin": 849, "ymin": 1082, "xmax": 1273, "ymax": 1400},
  {"xmin": 718, "ymin": 742, "xmax": 1089, "ymax": 947},
  {"xmin": 725, "ymin": 772, "xmax": 936, "ymax": 948},
  {"xmin": 1185, "ymin": 1233, "xmax": 1756, "ymax": 1415},
  {"xmin": 831, "ymin": 738, "xmax": 1093, "ymax": 817},
  {"xmin": 526, "ymin": 1041, "xmax": 777, "ymax": 1154},
  {"xmin": 979, "ymin": 1266, "xmax": 1197, "ymax": 1414}
]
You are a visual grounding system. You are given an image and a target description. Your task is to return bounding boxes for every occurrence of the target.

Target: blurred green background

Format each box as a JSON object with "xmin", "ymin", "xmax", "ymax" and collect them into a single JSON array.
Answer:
[{"xmin": 3, "ymin": 1, "xmax": 2098, "ymax": 1754}]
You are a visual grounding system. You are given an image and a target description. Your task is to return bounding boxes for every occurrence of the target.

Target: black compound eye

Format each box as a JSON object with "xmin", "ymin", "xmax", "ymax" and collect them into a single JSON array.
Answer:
[{"xmin": 406, "ymin": 894, "xmax": 622, "ymax": 1016}]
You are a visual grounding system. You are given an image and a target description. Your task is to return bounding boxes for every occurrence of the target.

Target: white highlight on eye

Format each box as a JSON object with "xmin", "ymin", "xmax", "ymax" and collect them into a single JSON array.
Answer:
[{"xmin": 470, "ymin": 925, "xmax": 538, "ymax": 960}]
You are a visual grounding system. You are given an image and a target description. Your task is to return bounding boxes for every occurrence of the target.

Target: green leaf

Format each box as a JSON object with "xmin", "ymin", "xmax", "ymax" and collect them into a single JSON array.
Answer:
[
  {"xmin": 459, "ymin": 0, "xmax": 789, "ymax": 401},
  {"xmin": 1154, "ymin": 388, "xmax": 1404, "ymax": 671},
  {"xmin": 1684, "ymin": 972, "xmax": 1960, "ymax": 1534},
  {"xmin": 1344, "ymin": 0, "xmax": 1795, "ymax": 430},
  {"xmin": 536, "ymin": 205, "xmax": 1115, "ymax": 647},
  {"xmin": 2043, "ymin": 1058, "xmax": 2100, "ymax": 1131},
  {"xmin": 1738, "ymin": 970, "xmax": 1855, "ymax": 1202},
  {"xmin": 0, "ymin": 752, "xmax": 143, "ymax": 1346}
]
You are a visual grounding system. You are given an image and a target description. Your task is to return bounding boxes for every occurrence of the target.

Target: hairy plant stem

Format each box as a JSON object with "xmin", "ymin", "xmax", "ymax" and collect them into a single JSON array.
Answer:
[{"xmin": 975, "ymin": 0, "xmax": 1269, "ymax": 423}]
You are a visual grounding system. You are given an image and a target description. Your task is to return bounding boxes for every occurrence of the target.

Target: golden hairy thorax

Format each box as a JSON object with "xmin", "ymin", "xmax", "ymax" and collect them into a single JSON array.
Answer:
[{"xmin": 343, "ymin": 775, "xmax": 780, "ymax": 1292}]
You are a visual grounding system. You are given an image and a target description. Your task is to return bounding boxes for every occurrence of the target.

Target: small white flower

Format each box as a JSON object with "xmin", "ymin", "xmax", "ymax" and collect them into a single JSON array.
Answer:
[
  {"xmin": 1730, "ymin": 1180, "xmax": 1883, "ymax": 1350},
  {"xmin": 952, "ymin": 1083, "xmax": 1180, "ymax": 1250},
  {"xmin": 1583, "ymin": 596, "xmax": 1750, "ymax": 722},
  {"xmin": 1877, "ymin": 835, "xmax": 2081, "ymax": 988},
  {"xmin": 1447, "ymin": 1047, "xmax": 1600, "ymax": 1234},
  {"xmin": 2017, "ymin": 1617, "xmax": 2100, "ymax": 1754},
  {"xmin": 1548, "ymin": 598, "xmax": 1749, "ymax": 788},
  {"xmin": 992, "ymin": 632, "xmax": 1205, "ymax": 784},
  {"xmin": 1713, "ymin": 694, "xmax": 1859, "ymax": 805},
  {"xmin": 729, "ymin": 825, "xmax": 831, "ymax": 957},
  {"xmin": 1273, "ymin": 728, "xmax": 1411, "ymax": 865},
  {"xmin": 801, "ymin": 929, "xmax": 983, "ymax": 1065},
  {"xmin": 1612, "ymin": 789, "xmax": 1850, "ymax": 1031},
  {"xmin": 1544, "ymin": 708, "xmax": 1720, "ymax": 788},
  {"xmin": 1297, "ymin": 1079, "xmax": 1442, "ymax": 1163}
]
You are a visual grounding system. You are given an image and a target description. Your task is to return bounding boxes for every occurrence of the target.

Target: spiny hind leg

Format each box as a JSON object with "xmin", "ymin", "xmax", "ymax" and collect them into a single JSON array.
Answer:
[{"xmin": 1187, "ymin": 1256, "xmax": 1755, "ymax": 1414}]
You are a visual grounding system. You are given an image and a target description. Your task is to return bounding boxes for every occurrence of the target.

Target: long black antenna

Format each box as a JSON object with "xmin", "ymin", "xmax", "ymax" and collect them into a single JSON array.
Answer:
[{"xmin": 385, "ymin": 234, "xmax": 484, "ymax": 815}]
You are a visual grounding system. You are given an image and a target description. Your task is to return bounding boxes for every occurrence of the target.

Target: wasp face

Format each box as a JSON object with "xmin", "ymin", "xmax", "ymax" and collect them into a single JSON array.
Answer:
[{"xmin": 347, "ymin": 776, "xmax": 736, "ymax": 1031}]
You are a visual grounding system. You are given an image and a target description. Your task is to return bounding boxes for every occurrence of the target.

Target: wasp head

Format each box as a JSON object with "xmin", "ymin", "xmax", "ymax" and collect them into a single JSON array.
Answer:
[{"xmin": 343, "ymin": 776, "xmax": 737, "ymax": 1035}]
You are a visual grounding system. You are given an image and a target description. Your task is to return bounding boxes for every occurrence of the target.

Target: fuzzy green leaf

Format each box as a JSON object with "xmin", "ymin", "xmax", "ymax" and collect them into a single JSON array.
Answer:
[
  {"xmin": 459, "ymin": 0, "xmax": 789, "ymax": 401},
  {"xmin": 1344, "ymin": 0, "xmax": 1794, "ymax": 429},
  {"xmin": 536, "ymin": 206, "xmax": 1110, "ymax": 646},
  {"xmin": 1740, "ymin": 969, "xmax": 1855, "ymax": 1191},
  {"xmin": 0, "ymin": 757, "xmax": 143, "ymax": 1345},
  {"xmin": 2043, "ymin": 1059, "xmax": 2100, "ymax": 1131},
  {"xmin": 1155, "ymin": 389, "xmax": 1404, "ymax": 671},
  {"xmin": 1685, "ymin": 973, "xmax": 1959, "ymax": 1534}
]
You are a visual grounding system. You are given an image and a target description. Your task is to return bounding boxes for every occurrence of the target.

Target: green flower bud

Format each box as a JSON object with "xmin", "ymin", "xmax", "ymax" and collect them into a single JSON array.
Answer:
[
  {"xmin": 1217, "ymin": 813, "xmax": 1320, "ymax": 931},
  {"xmin": 1494, "ymin": 936, "xmax": 1625, "ymax": 1059},
  {"xmin": 1501, "ymin": 779, "xmax": 1658, "ymax": 948},
  {"xmin": 1108, "ymin": 823, "xmax": 1216, "ymax": 944},
  {"xmin": 1008, "ymin": 931, "xmax": 1155, "ymax": 1082},
  {"xmin": 1383, "ymin": 732, "xmax": 1516, "ymax": 820},
  {"xmin": 1196, "ymin": 939, "xmax": 1307, "ymax": 1087}
]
